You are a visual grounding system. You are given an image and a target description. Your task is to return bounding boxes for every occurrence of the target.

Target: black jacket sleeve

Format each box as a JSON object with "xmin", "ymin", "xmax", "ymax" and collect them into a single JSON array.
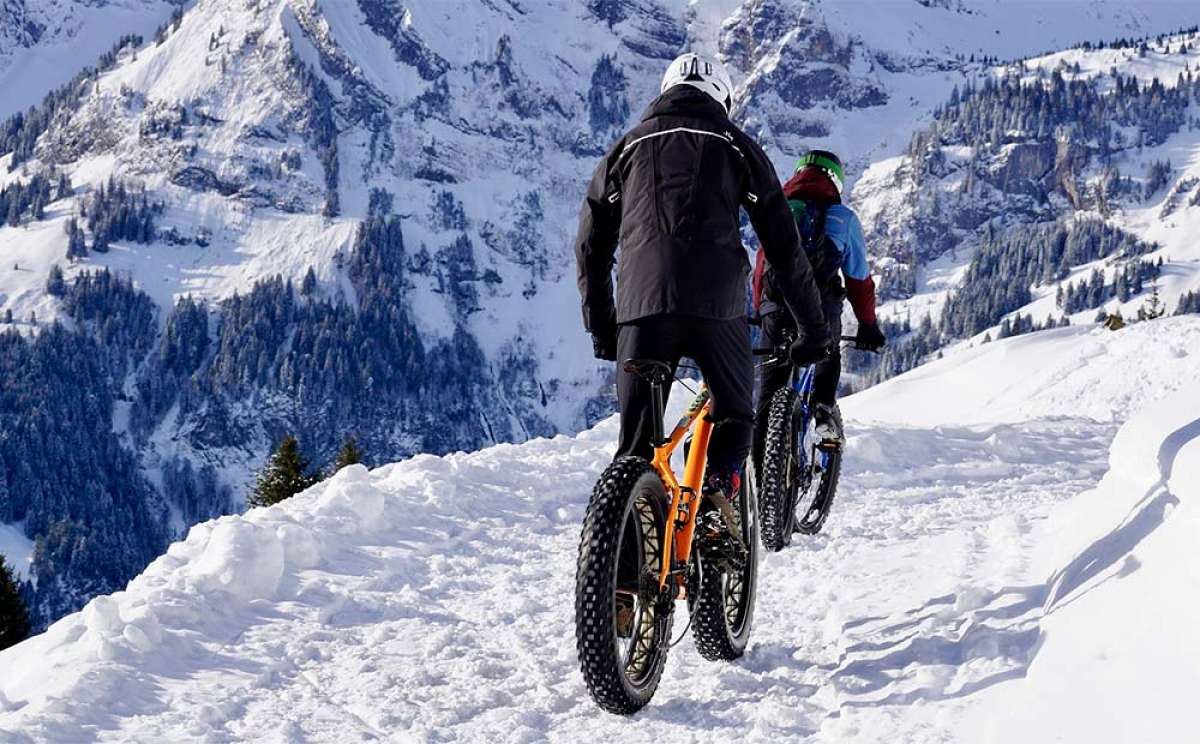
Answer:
[
  {"xmin": 574, "ymin": 140, "xmax": 623, "ymax": 338},
  {"xmin": 738, "ymin": 134, "xmax": 828, "ymax": 336}
]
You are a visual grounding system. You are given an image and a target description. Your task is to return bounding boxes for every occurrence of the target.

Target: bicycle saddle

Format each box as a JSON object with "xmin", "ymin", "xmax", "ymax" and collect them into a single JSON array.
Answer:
[{"xmin": 622, "ymin": 358, "xmax": 673, "ymax": 383}]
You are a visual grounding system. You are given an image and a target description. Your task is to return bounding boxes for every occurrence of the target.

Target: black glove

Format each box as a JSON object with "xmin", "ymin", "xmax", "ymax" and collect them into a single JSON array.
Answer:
[
  {"xmin": 856, "ymin": 322, "xmax": 887, "ymax": 352},
  {"xmin": 591, "ymin": 330, "xmax": 617, "ymax": 362},
  {"xmin": 788, "ymin": 325, "xmax": 831, "ymax": 366}
]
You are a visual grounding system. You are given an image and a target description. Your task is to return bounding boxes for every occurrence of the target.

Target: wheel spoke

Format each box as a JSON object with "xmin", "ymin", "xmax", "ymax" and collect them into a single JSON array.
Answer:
[{"xmin": 618, "ymin": 487, "xmax": 666, "ymax": 682}]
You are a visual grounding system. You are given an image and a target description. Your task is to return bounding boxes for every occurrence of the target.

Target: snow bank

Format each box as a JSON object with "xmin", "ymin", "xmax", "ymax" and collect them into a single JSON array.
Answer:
[
  {"xmin": 846, "ymin": 317, "xmax": 1200, "ymax": 426},
  {"xmin": 964, "ymin": 384, "xmax": 1200, "ymax": 743},
  {"xmin": 0, "ymin": 416, "xmax": 619, "ymax": 740}
]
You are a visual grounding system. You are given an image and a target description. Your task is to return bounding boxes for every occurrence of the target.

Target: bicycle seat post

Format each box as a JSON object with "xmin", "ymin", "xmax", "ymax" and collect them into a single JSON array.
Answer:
[
  {"xmin": 649, "ymin": 376, "xmax": 666, "ymax": 447},
  {"xmin": 622, "ymin": 358, "xmax": 673, "ymax": 447}
]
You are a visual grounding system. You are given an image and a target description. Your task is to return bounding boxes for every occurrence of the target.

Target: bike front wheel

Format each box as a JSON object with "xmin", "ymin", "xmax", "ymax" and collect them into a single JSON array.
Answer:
[{"xmin": 576, "ymin": 456, "xmax": 674, "ymax": 714}]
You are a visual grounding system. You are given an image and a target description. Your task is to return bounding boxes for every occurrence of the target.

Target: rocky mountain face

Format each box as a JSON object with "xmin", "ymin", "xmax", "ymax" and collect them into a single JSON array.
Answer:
[
  {"xmin": 1, "ymin": 0, "xmax": 1198, "ymax": 627},
  {"xmin": 852, "ymin": 31, "xmax": 1200, "ymax": 382},
  {"xmin": 0, "ymin": 0, "xmax": 181, "ymax": 118},
  {"xmin": 0, "ymin": 0, "xmax": 40, "ymax": 51}
]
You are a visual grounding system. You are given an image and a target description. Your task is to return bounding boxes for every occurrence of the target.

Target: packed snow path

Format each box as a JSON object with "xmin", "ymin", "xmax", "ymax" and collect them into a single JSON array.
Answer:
[
  {"xmin": 0, "ymin": 417, "xmax": 1116, "ymax": 741},
  {"xmin": 2, "ymin": 321, "xmax": 1198, "ymax": 742}
]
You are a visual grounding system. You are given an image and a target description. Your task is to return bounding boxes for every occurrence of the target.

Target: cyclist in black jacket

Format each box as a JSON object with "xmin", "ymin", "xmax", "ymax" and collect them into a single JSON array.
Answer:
[{"xmin": 574, "ymin": 52, "xmax": 829, "ymax": 515}]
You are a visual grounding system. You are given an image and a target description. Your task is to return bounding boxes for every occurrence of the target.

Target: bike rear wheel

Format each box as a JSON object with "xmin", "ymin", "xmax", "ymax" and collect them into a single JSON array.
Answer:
[
  {"xmin": 690, "ymin": 458, "xmax": 759, "ymax": 660},
  {"xmin": 576, "ymin": 456, "xmax": 674, "ymax": 714},
  {"xmin": 758, "ymin": 387, "xmax": 799, "ymax": 552}
]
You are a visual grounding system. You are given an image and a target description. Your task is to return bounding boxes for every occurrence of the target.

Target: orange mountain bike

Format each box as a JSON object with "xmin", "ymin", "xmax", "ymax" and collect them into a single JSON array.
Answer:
[{"xmin": 575, "ymin": 359, "xmax": 759, "ymax": 714}]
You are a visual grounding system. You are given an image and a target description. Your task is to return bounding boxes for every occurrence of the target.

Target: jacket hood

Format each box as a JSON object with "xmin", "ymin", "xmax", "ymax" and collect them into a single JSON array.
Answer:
[
  {"xmin": 784, "ymin": 167, "xmax": 841, "ymax": 204},
  {"xmin": 641, "ymin": 85, "xmax": 730, "ymax": 123}
]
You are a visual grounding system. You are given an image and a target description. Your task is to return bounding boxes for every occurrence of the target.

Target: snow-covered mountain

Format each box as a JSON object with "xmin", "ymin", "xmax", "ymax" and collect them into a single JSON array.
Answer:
[
  {"xmin": 2, "ymin": 0, "xmax": 1200, "ymax": 627},
  {"xmin": 854, "ymin": 30, "xmax": 1200, "ymax": 380},
  {"xmin": 1, "ymin": 312, "xmax": 1196, "ymax": 741},
  {"xmin": 0, "ymin": 0, "xmax": 181, "ymax": 119}
]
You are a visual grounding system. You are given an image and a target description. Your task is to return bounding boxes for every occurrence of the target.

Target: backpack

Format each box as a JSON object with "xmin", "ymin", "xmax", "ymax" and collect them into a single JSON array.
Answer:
[{"xmin": 752, "ymin": 198, "xmax": 840, "ymax": 313}]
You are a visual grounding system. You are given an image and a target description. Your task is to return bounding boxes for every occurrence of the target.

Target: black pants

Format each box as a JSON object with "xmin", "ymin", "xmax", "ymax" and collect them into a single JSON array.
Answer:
[
  {"xmin": 615, "ymin": 314, "xmax": 754, "ymax": 477},
  {"xmin": 753, "ymin": 298, "xmax": 843, "ymax": 462}
]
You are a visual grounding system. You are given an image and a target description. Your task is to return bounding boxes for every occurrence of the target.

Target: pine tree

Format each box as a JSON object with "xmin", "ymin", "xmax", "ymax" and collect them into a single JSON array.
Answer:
[
  {"xmin": 1176, "ymin": 290, "xmax": 1200, "ymax": 315},
  {"xmin": 45, "ymin": 264, "xmax": 66, "ymax": 296},
  {"xmin": 1139, "ymin": 279, "xmax": 1166, "ymax": 320},
  {"xmin": 333, "ymin": 436, "xmax": 363, "ymax": 472},
  {"xmin": 301, "ymin": 266, "xmax": 317, "ymax": 296},
  {"xmin": 247, "ymin": 435, "xmax": 317, "ymax": 508},
  {"xmin": 0, "ymin": 555, "xmax": 30, "ymax": 651}
]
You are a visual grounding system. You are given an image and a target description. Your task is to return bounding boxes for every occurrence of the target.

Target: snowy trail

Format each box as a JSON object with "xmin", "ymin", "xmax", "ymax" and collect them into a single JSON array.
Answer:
[
  {"xmin": 2, "ymin": 320, "xmax": 1198, "ymax": 742},
  {"xmin": 0, "ymin": 415, "xmax": 1115, "ymax": 742}
]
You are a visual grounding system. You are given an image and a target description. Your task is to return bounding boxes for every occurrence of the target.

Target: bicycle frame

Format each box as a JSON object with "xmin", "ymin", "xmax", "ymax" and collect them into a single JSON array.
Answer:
[
  {"xmin": 790, "ymin": 363, "xmax": 830, "ymax": 469},
  {"xmin": 648, "ymin": 383, "xmax": 714, "ymax": 591}
]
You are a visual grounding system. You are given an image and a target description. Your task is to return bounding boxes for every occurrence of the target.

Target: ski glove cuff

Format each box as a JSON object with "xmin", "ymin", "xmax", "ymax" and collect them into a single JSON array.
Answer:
[{"xmin": 592, "ymin": 332, "xmax": 617, "ymax": 362}]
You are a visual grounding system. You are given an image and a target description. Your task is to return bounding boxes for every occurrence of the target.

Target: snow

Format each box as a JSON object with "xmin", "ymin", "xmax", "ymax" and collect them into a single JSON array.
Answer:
[
  {"xmin": 848, "ymin": 317, "xmax": 1200, "ymax": 426},
  {"xmin": 0, "ymin": 0, "xmax": 178, "ymax": 120},
  {"xmin": 0, "ymin": 522, "xmax": 33, "ymax": 582},
  {"xmin": 813, "ymin": 1, "xmax": 1199, "ymax": 62},
  {"xmin": 1021, "ymin": 29, "xmax": 1200, "ymax": 89},
  {"xmin": 3, "ymin": 2, "xmax": 1200, "ymax": 735},
  {"xmin": 963, "ymin": 383, "xmax": 1200, "ymax": 742},
  {"xmin": 0, "ymin": 200, "xmax": 74, "ymax": 329},
  {"xmin": 2, "ymin": 315, "xmax": 1197, "ymax": 740}
]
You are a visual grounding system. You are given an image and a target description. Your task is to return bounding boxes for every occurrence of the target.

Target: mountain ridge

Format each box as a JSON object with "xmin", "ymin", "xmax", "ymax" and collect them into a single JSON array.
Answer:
[{"xmin": 1, "ymin": 0, "xmax": 1199, "ymax": 627}]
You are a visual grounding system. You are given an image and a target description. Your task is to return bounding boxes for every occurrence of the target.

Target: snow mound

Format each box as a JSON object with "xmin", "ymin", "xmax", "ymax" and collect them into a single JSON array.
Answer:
[{"xmin": 0, "ymin": 427, "xmax": 617, "ymax": 740}]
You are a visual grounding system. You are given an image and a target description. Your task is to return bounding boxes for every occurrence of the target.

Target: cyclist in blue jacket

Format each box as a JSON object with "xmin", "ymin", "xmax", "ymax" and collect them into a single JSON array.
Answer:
[{"xmin": 752, "ymin": 150, "xmax": 886, "ymax": 449}]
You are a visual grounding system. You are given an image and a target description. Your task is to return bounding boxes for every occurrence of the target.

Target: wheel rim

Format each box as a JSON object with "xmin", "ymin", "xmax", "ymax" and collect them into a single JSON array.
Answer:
[
  {"xmin": 798, "ymin": 444, "xmax": 839, "ymax": 530},
  {"xmin": 794, "ymin": 412, "xmax": 827, "ymax": 524},
  {"xmin": 612, "ymin": 481, "xmax": 666, "ymax": 687}
]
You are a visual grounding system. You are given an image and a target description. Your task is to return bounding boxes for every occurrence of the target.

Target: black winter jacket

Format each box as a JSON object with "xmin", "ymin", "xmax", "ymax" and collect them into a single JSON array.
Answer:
[{"xmin": 574, "ymin": 86, "xmax": 827, "ymax": 338}]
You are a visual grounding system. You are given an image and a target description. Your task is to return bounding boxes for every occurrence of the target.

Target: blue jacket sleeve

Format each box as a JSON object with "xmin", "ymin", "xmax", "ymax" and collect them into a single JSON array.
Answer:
[{"xmin": 824, "ymin": 205, "xmax": 870, "ymax": 281}]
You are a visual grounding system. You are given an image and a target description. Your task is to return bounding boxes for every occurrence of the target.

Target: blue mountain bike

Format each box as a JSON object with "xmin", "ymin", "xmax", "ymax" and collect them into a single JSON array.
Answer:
[{"xmin": 754, "ymin": 334, "xmax": 861, "ymax": 551}]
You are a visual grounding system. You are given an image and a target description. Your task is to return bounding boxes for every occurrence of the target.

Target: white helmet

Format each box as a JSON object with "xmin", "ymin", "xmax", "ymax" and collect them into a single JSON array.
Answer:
[{"xmin": 660, "ymin": 52, "xmax": 734, "ymax": 113}]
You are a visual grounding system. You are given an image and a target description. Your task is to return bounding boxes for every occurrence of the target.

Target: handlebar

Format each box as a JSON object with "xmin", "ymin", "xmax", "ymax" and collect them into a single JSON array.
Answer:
[{"xmin": 753, "ymin": 335, "xmax": 882, "ymax": 358}]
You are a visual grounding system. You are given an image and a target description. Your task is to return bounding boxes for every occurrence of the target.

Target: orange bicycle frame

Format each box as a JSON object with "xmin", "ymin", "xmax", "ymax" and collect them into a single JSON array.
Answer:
[{"xmin": 650, "ymin": 384, "xmax": 713, "ymax": 591}]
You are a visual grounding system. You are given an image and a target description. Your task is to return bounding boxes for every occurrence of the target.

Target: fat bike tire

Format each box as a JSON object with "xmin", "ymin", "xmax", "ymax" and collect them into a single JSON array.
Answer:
[
  {"xmin": 690, "ymin": 459, "xmax": 759, "ymax": 661},
  {"xmin": 758, "ymin": 387, "xmax": 799, "ymax": 552},
  {"xmin": 575, "ymin": 456, "xmax": 673, "ymax": 715}
]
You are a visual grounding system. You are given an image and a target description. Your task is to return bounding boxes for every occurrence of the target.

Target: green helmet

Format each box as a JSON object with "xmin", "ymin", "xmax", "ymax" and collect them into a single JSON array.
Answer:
[{"xmin": 795, "ymin": 150, "xmax": 845, "ymax": 196}]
